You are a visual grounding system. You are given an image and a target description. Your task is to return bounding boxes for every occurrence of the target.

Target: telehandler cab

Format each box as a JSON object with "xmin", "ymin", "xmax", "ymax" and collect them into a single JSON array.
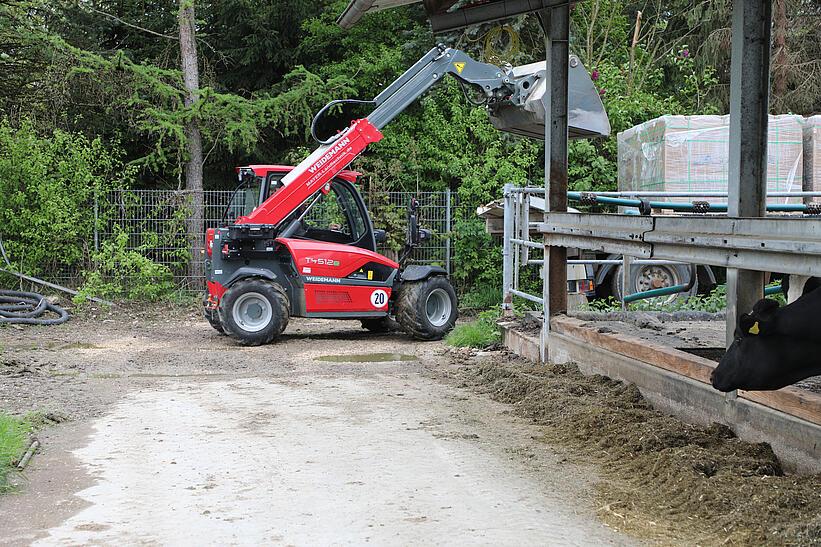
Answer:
[{"xmin": 202, "ymin": 44, "xmax": 598, "ymax": 345}]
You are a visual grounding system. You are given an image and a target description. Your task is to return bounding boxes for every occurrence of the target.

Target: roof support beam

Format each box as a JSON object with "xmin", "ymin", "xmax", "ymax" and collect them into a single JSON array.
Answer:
[
  {"xmin": 726, "ymin": 0, "xmax": 772, "ymax": 347},
  {"xmin": 539, "ymin": 4, "xmax": 569, "ymax": 363},
  {"xmin": 429, "ymin": 0, "xmax": 569, "ymax": 33}
]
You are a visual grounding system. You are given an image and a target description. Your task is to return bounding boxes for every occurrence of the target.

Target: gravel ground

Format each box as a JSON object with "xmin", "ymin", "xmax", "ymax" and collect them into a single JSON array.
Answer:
[
  {"xmin": 1, "ymin": 305, "xmax": 818, "ymax": 546},
  {"xmin": 0, "ymin": 306, "xmax": 633, "ymax": 546}
]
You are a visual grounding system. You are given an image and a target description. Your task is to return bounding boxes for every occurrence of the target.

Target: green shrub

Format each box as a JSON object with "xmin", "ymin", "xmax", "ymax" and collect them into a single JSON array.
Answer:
[
  {"xmin": 460, "ymin": 286, "xmax": 502, "ymax": 311},
  {"xmin": 76, "ymin": 227, "xmax": 174, "ymax": 302},
  {"xmin": 446, "ymin": 310, "xmax": 501, "ymax": 349},
  {"xmin": 0, "ymin": 120, "xmax": 134, "ymax": 278}
]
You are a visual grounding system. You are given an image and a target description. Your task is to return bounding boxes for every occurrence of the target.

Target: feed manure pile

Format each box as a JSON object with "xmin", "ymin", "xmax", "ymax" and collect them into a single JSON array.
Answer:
[{"xmin": 460, "ymin": 357, "xmax": 821, "ymax": 545}]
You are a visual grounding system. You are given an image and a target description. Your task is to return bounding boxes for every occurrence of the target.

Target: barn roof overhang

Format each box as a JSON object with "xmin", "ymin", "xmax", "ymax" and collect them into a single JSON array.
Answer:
[{"xmin": 338, "ymin": 0, "xmax": 570, "ymax": 32}]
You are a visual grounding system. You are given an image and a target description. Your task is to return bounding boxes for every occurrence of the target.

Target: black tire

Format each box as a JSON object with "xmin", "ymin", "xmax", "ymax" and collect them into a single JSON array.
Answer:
[
  {"xmin": 218, "ymin": 278, "xmax": 289, "ymax": 346},
  {"xmin": 611, "ymin": 263, "xmax": 698, "ymax": 304},
  {"xmin": 205, "ymin": 307, "xmax": 225, "ymax": 333},
  {"xmin": 396, "ymin": 276, "xmax": 458, "ymax": 341},
  {"xmin": 360, "ymin": 316, "xmax": 399, "ymax": 333},
  {"xmin": 202, "ymin": 293, "xmax": 225, "ymax": 333}
]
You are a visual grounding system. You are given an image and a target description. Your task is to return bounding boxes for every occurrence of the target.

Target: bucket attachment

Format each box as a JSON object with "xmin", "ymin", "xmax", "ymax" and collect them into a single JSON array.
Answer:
[{"xmin": 488, "ymin": 55, "xmax": 610, "ymax": 140}]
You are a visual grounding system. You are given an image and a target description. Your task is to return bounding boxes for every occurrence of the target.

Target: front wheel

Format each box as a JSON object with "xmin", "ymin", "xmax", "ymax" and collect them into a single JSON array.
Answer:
[
  {"xmin": 218, "ymin": 278, "xmax": 289, "ymax": 346},
  {"xmin": 396, "ymin": 276, "xmax": 458, "ymax": 341}
]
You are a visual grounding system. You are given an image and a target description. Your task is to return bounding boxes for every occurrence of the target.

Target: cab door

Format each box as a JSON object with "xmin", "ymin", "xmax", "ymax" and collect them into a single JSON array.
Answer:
[{"xmin": 298, "ymin": 180, "xmax": 376, "ymax": 251}]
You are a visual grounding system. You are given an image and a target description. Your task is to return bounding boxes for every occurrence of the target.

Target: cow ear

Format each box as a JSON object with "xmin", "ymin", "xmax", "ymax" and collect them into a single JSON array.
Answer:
[
  {"xmin": 751, "ymin": 298, "xmax": 779, "ymax": 320},
  {"xmin": 739, "ymin": 314, "xmax": 759, "ymax": 337}
]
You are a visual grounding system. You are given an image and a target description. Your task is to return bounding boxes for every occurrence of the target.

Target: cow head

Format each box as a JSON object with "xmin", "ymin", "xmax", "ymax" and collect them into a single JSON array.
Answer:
[
  {"xmin": 712, "ymin": 344, "xmax": 750, "ymax": 392},
  {"xmin": 711, "ymin": 307, "xmax": 772, "ymax": 392}
]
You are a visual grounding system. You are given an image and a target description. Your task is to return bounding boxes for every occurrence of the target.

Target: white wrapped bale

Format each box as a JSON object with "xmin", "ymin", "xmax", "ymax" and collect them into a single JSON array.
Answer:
[
  {"xmin": 618, "ymin": 115, "xmax": 804, "ymax": 205},
  {"xmin": 803, "ymin": 115, "xmax": 821, "ymax": 203}
]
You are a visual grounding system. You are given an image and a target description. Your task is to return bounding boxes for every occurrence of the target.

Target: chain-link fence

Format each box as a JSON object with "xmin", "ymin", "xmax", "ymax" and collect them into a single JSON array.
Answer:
[{"xmin": 93, "ymin": 188, "xmax": 464, "ymax": 291}]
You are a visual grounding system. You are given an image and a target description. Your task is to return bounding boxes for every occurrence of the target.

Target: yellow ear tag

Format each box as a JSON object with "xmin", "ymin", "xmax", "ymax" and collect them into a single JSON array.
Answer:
[{"xmin": 748, "ymin": 322, "xmax": 760, "ymax": 335}]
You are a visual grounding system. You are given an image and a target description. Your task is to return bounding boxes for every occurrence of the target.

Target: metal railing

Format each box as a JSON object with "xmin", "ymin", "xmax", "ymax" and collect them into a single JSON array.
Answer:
[{"xmin": 501, "ymin": 184, "xmax": 696, "ymax": 312}]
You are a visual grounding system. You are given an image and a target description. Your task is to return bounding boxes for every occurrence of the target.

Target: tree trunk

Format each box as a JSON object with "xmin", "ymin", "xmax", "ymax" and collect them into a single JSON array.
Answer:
[
  {"xmin": 179, "ymin": 0, "xmax": 204, "ymax": 281},
  {"xmin": 772, "ymin": 0, "xmax": 788, "ymax": 108}
]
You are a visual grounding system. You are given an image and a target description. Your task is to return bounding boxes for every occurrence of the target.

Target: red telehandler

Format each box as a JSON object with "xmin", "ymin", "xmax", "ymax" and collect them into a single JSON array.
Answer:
[{"xmin": 203, "ymin": 44, "xmax": 545, "ymax": 345}]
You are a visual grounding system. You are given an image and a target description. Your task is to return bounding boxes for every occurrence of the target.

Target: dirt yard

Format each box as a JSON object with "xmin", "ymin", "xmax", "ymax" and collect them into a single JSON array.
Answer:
[{"xmin": 0, "ymin": 305, "xmax": 819, "ymax": 546}]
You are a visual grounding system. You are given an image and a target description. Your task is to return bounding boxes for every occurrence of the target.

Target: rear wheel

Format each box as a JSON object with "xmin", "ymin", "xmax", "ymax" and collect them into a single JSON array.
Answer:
[
  {"xmin": 218, "ymin": 278, "xmax": 289, "ymax": 346},
  {"xmin": 360, "ymin": 316, "xmax": 399, "ymax": 333},
  {"xmin": 396, "ymin": 276, "xmax": 458, "ymax": 340}
]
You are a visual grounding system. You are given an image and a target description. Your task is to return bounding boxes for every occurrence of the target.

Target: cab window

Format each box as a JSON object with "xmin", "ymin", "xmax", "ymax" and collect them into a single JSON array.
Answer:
[
  {"xmin": 224, "ymin": 178, "xmax": 262, "ymax": 222},
  {"xmin": 299, "ymin": 182, "xmax": 368, "ymax": 245}
]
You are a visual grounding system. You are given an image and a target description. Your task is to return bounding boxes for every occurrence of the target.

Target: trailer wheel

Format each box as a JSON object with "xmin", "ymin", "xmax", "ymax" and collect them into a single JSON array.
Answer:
[
  {"xmin": 396, "ymin": 276, "xmax": 458, "ymax": 340},
  {"xmin": 360, "ymin": 316, "xmax": 399, "ymax": 333},
  {"xmin": 218, "ymin": 278, "xmax": 289, "ymax": 346},
  {"xmin": 611, "ymin": 263, "xmax": 698, "ymax": 304}
]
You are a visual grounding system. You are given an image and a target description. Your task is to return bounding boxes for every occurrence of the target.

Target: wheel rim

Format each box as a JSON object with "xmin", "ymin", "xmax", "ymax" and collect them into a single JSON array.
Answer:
[
  {"xmin": 425, "ymin": 288, "xmax": 451, "ymax": 328},
  {"xmin": 634, "ymin": 265, "xmax": 682, "ymax": 304},
  {"xmin": 232, "ymin": 292, "xmax": 273, "ymax": 333}
]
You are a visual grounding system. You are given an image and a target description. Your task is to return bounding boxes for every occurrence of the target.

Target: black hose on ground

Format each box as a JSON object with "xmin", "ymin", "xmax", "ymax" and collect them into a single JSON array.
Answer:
[{"xmin": 0, "ymin": 290, "xmax": 70, "ymax": 325}]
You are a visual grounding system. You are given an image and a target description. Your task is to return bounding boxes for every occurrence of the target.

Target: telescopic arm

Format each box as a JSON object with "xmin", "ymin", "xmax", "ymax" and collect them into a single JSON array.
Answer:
[{"xmin": 240, "ymin": 44, "xmax": 540, "ymax": 226}]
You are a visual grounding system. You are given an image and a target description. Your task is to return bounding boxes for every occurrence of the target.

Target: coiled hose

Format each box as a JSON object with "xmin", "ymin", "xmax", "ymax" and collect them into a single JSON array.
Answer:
[{"xmin": 0, "ymin": 290, "xmax": 70, "ymax": 325}]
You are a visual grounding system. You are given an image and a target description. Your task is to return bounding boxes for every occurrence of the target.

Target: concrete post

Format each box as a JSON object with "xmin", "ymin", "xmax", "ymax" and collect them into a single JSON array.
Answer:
[
  {"xmin": 540, "ymin": 5, "xmax": 570, "ymax": 362},
  {"xmin": 726, "ymin": 0, "xmax": 771, "ymax": 347}
]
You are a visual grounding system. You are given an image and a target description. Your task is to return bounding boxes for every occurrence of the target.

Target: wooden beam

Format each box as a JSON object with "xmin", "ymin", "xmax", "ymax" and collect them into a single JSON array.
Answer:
[{"xmin": 550, "ymin": 315, "xmax": 821, "ymax": 426}]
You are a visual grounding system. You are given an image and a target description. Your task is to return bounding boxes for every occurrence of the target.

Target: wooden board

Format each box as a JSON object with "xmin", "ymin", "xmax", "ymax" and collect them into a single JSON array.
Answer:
[{"xmin": 550, "ymin": 315, "xmax": 821, "ymax": 426}]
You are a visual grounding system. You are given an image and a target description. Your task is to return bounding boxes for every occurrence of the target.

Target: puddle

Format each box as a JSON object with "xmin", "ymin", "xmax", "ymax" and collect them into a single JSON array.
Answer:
[
  {"xmin": 315, "ymin": 353, "xmax": 418, "ymax": 363},
  {"xmin": 57, "ymin": 342, "xmax": 103, "ymax": 350}
]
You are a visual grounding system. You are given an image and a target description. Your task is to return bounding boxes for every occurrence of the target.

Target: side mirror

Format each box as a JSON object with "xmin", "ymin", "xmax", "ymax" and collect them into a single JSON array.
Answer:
[{"xmin": 374, "ymin": 229, "xmax": 387, "ymax": 243}]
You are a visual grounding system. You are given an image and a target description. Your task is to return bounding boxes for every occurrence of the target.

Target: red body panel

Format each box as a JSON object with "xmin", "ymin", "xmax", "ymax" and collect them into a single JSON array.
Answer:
[
  {"xmin": 205, "ymin": 281, "xmax": 226, "ymax": 309},
  {"xmin": 239, "ymin": 119, "xmax": 383, "ymax": 226},
  {"xmin": 205, "ymin": 228, "xmax": 215, "ymax": 257},
  {"xmin": 239, "ymin": 164, "xmax": 361, "ymax": 183},
  {"xmin": 277, "ymin": 238, "xmax": 399, "ymax": 278},
  {"xmin": 304, "ymin": 284, "xmax": 391, "ymax": 313}
]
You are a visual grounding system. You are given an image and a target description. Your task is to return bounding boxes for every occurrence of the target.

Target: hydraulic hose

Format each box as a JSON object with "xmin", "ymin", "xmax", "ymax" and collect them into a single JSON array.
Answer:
[
  {"xmin": 310, "ymin": 99, "xmax": 376, "ymax": 145},
  {"xmin": 567, "ymin": 192, "xmax": 816, "ymax": 214},
  {"xmin": 0, "ymin": 290, "xmax": 70, "ymax": 325}
]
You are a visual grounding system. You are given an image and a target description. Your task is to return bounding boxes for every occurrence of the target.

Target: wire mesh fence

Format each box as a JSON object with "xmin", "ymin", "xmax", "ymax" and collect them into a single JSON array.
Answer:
[{"xmin": 89, "ymin": 188, "xmax": 464, "ymax": 292}]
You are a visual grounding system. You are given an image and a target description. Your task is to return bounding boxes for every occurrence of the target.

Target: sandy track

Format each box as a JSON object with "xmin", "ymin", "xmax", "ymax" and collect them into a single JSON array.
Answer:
[{"xmin": 0, "ymin": 311, "xmax": 631, "ymax": 546}]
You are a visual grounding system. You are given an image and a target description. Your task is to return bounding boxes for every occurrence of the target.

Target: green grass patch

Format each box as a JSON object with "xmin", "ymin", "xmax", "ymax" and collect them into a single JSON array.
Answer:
[
  {"xmin": 0, "ymin": 413, "xmax": 28, "ymax": 492},
  {"xmin": 446, "ymin": 310, "xmax": 501, "ymax": 349}
]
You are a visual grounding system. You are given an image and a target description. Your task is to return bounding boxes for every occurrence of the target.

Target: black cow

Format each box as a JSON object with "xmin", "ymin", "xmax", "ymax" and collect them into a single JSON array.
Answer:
[
  {"xmin": 711, "ymin": 328, "xmax": 821, "ymax": 392},
  {"xmin": 711, "ymin": 290, "xmax": 821, "ymax": 392}
]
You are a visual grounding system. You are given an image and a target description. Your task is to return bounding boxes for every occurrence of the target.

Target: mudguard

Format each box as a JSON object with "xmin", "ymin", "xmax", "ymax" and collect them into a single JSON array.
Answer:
[
  {"xmin": 400, "ymin": 265, "xmax": 447, "ymax": 282},
  {"xmin": 224, "ymin": 267, "xmax": 278, "ymax": 287}
]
